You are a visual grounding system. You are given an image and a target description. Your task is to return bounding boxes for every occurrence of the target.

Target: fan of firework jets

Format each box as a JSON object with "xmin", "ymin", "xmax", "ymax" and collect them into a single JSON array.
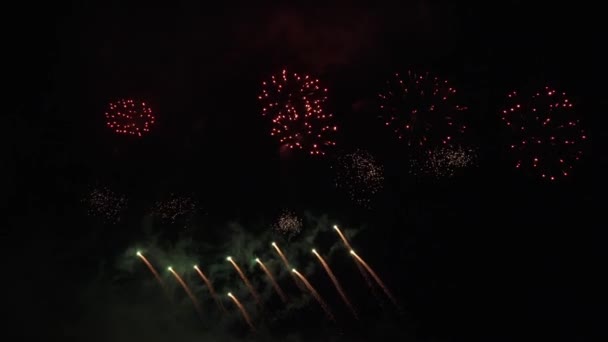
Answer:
[{"xmin": 135, "ymin": 225, "xmax": 400, "ymax": 332}]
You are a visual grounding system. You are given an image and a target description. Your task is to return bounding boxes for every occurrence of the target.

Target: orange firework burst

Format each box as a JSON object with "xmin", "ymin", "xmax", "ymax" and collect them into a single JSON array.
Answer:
[
  {"xmin": 258, "ymin": 69, "xmax": 338, "ymax": 156},
  {"xmin": 227, "ymin": 292, "xmax": 256, "ymax": 332},
  {"xmin": 292, "ymin": 269, "xmax": 335, "ymax": 322},
  {"xmin": 312, "ymin": 249, "xmax": 358, "ymax": 319},
  {"xmin": 104, "ymin": 98, "xmax": 155, "ymax": 137}
]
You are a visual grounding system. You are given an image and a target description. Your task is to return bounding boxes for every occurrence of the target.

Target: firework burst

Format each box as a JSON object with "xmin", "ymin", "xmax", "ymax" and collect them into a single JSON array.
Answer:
[
  {"xmin": 151, "ymin": 194, "xmax": 198, "ymax": 225},
  {"xmin": 104, "ymin": 99, "xmax": 156, "ymax": 137},
  {"xmin": 258, "ymin": 69, "xmax": 338, "ymax": 156},
  {"xmin": 83, "ymin": 187, "xmax": 127, "ymax": 224},
  {"xmin": 499, "ymin": 86, "xmax": 586, "ymax": 180},
  {"xmin": 410, "ymin": 145, "xmax": 477, "ymax": 178},
  {"xmin": 272, "ymin": 210, "xmax": 303, "ymax": 239},
  {"xmin": 378, "ymin": 70, "xmax": 468, "ymax": 147},
  {"xmin": 333, "ymin": 149, "xmax": 384, "ymax": 207}
]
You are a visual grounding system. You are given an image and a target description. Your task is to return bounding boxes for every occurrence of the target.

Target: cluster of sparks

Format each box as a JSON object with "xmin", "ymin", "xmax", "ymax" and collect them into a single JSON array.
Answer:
[
  {"xmin": 378, "ymin": 71, "xmax": 468, "ymax": 147},
  {"xmin": 83, "ymin": 187, "xmax": 127, "ymax": 224},
  {"xmin": 334, "ymin": 150, "xmax": 384, "ymax": 207},
  {"xmin": 104, "ymin": 99, "xmax": 156, "ymax": 137},
  {"xmin": 258, "ymin": 69, "xmax": 338, "ymax": 156},
  {"xmin": 136, "ymin": 225, "xmax": 399, "ymax": 333},
  {"xmin": 410, "ymin": 145, "xmax": 477, "ymax": 178},
  {"xmin": 499, "ymin": 86, "xmax": 586, "ymax": 180},
  {"xmin": 272, "ymin": 210, "xmax": 303, "ymax": 238},
  {"xmin": 152, "ymin": 195, "xmax": 198, "ymax": 224}
]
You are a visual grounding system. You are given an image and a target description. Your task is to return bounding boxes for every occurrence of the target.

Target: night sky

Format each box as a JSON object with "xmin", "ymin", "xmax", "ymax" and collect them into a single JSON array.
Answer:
[{"xmin": 4, "ymin": 2, "xmax": 605, "ymax": 341}]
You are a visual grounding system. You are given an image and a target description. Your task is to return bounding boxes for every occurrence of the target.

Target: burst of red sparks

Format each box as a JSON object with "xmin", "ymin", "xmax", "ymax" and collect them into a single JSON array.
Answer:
[
  {"xmin": 499, "ymin": 86, "xmax": 585, "ymax": 181},
  {"xmin": 378, "ymin": 70, "xmax": 468, "ymax": 147},
  {"xmin": 258, "ymin": 69, "xmax": 337, "ymax": 156},
  {"xmin": 105, "ymin": 99, "xmax": 156, "ymax": 137}
]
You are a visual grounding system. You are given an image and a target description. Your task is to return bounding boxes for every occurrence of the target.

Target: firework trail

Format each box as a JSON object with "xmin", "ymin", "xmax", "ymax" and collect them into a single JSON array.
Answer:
[
  {"xmin": 350, "ymin": 250, "xmax": 399, "ymax": 309},
  {"xmin": 271, "ymin": 242, "xmax": 291, "ymax": 269},
  {"xmin": 194, "ymin": 265, "xmax": 225, "ymax": 313},
  {"xmin": 312, "ymin": 249, "xmax": 358, "ymax": 319},
  {"xmin": 168, "ymin": 267, "xmax": 203, "ymax": 318},
  {"xmin": 292, "ymin": 269, "xmax": 335, "ymax": 322},
  {"xmin": 332, "ymin": 226, "xmax": 375, "ymax": 291},
  {"xmin": 255, "ymin": 258, "xmax": 287, "ymax": 303},
  {"xmin": 227, "ymin": 292, "xmax": 256, "ymax": 332},
  {"xmin": 136, "ymin": 251, "xmax": 166, "ymax": 289},
  {"xmin": 272, "ymin": 242, "xmax": 305, "ymax": 291},
  {"xmin": 226, "ymin": 257, "xmax": 262, "ymax": 307}
]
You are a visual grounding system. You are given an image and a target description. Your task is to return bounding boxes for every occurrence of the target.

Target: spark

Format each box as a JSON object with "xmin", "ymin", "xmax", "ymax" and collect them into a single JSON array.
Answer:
[
  {"xmin": 334, "ymin": 149, "xmax": 384, "ymax": 207},
  {"xmin": 194, "ymin": 265, "xmax": 224, "ymax": 313},
  {"xmin": 272, "ymin": 210, "xmax": 303, "ymax": 238},
  {"xmin": 227, "ymin": 258, "xmax": 262, "ymax": 307},
  {"xmin": 227, "ymin": 292, "xmax": 255, "ymax": 332},
  {"xmin": 83, "ymin": 187, "xmax": 127, "ymax": 224},
  {"xmin": 256, "ymin": 258, "xmax": 287, "ymax": 303},
  {"xmin": 312, "ymin": 249, "xmax": 358, "ymax": 319},
  {"xmin": 168, "ymin": 267, "xmax": 203, "ymax": 318},
  {"xmin": 350, "ymin": 250, "xmax": 399, "ymax": 309},
  {"xmin": 136, "ymin": 252, "xmax": 166, "ymax": 290},
  {"xmin": 410, "ymin": 145, "xmax": 477, "ymax": 178},
  {"xmin": 292, "ymin": 269, "xmax": 335, "ymax": 322}
]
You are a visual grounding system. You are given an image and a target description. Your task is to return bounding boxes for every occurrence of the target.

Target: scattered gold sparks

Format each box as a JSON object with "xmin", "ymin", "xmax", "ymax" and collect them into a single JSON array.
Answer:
[
  {"xmin": 272, "ymin": 210, "xmax": 303, "ymax": 238},
  {"xmin": 151, "ymin": 194, "xmax": 198, "ymax": 225},
  {"xmin": 410, "ymin": 145, "xmax": 477, "ymax": 178},
  {"xmin": 83, "ymin": 187, "xmax": 127, "ymax": 224},
  {"xmin": 334, "ymin": 149, "xmax": 384, "ymax": 207}
]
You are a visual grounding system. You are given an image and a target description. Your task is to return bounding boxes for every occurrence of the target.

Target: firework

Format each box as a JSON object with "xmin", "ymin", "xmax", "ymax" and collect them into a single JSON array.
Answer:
[
  {"xmin": 410, "ymin": 145, "xmax": 477, "ymax": 178},
  {"xmin": 499, "ymin": 86, "xmax": 586, "ymax": 180},
  {"xmin": 194, "ymin": 265, "xmax": 225, "ymax": 313},
  {"xmin": 292, "ymin": 269, "xmax": 335, "ymax": 322},
  {"xmin": 334, "ymin": 150, "xmax": 384, "ymax": 207},
  {"xmin": 272, "ymin": 210, "xmax": 303, "ymax": 238},
  {"xmin": 227, "ymin": 292, "xmax": 256, "ymax": 332},
  {"xmin": 272, "ymin": 242, "xmax": 306, "ymax": 291},
  {"xmin": 332, "ymin": 225, "xmax": 375, "ymax": 293},
  {"xmin": 136, "ymin": 251, "xmax": 166, "ymax": 290},
  {"xmin": 378, "ymin": 70, "xmax": 468, "ymax": 147},
  {"xmin": 104, "ymin": 99, "xmax": 156, "ymax": 137},
  {"xmin": 350, "ymin": 250, "xmax": 399, "ymax": 309},
  {"xmin": 256, "ymin": 258, "xmax": 287, "ymax": 303},
  {"xmin": 271, "ymin": 242, "xmax": 291, "ymax": 270},
  {"xmin": 312, "ymin": 249, "xmax": 358, "ymax": 319},
  {"xmin": 151, "ymin": 194, "xmax": 198, "ymax": 225},
  {"xmin": 83, "ymin": 187, "xmax": 127, "ymax": 224},
  {"xmin": 226, "ymin": 257, "xmax": 262, "ymax": 307},
  {"xmin": 168, "ymin": 267, "xmax": 202, "ymax": 318},
  {"xmin": 258, "ymin": 69, "xmax": 338, "ymax": 156}
]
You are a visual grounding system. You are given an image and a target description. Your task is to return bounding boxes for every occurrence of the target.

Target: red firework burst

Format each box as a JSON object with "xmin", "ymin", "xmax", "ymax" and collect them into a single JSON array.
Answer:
[
  {"xmin": 499, "ymin": 86, "xmax": 586, "ymax": 181},
  {"xmin": 378, "ymin": 70, "xmax": 468, "ymax": 147},
  {"xmin": 104, "ymin": 99, "xmax": 156, "ymax": 137},
  {"xmin": 258, "ymin": 69, "xmax": 337, "ymax": 156}
]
